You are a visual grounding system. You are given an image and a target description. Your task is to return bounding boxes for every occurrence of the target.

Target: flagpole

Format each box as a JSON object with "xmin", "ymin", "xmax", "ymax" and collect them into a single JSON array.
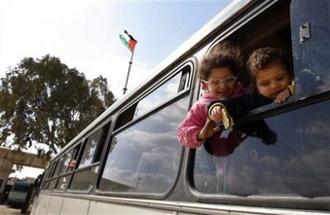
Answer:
[{"xmin": 123, "ymin": 48, "xmax": 135, "ymax": 95}]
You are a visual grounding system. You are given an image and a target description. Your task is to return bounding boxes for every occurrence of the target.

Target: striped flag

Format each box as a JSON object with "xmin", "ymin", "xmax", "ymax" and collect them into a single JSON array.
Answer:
[{"xmin": 119, "ymin": 30, "xmax": 137, "ymax": 52}]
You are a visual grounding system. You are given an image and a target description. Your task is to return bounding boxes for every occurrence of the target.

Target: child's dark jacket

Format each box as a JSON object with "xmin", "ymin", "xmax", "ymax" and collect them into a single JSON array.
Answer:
[{"xmin": 209, "ymin": 92, "xmax": 273, "ymax": 123}]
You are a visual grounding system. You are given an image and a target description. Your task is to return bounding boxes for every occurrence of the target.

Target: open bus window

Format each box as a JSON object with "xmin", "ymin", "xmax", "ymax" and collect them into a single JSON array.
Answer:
[
  {"xmin": 193, "ymin": 0, "xmax": 330, "ymax": 198},
  {"xmin": 67, "ymin": 143, "xmax": 81, "ymax": 171}
]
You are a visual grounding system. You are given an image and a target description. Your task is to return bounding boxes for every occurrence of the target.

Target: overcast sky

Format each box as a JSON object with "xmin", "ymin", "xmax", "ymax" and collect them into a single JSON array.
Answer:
[{"xmin": 0, "ymin": 0, "xmax": 231, "ymax": 178}]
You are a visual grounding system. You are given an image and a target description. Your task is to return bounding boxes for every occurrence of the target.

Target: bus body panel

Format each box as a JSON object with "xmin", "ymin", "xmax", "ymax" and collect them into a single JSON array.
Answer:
[
  {"xmin": 61, "ymin": 197, "xmax": 89, "ymax": 215},
  {"xmin": 88, "ymin": 201, "xmax": 172, "ymax": 215},
  {"xmin": 47, "ymin": 196, "xmax": 64, "ymax": 215}
]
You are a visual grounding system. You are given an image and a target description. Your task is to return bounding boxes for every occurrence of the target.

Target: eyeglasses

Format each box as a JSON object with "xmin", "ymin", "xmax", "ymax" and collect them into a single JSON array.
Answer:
[{"xmin": 204, "ymin": 76, "xmax": 237, "ymax": 86}]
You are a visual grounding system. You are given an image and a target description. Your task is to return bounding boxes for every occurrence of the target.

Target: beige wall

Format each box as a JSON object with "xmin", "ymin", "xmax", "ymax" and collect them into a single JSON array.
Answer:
[{"xmin": 0, "ymin": 158, "xmax": 14, "ymax": 193}]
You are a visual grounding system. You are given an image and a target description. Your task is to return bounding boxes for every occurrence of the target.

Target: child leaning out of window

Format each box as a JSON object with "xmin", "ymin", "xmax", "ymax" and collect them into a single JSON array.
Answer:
[
  {"xmin": 177, "ymin": 41, "xmax": 247, "ymax": 148},
  {"xmin": 208, "ymin": 47, "xmax": 295, "ymax": 128}
]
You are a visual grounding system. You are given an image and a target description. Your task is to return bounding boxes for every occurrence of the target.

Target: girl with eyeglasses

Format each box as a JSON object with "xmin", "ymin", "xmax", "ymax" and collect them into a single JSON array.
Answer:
[{"xmin": 177, "ymin": 41, "xmax": 247, "ymax": 148}]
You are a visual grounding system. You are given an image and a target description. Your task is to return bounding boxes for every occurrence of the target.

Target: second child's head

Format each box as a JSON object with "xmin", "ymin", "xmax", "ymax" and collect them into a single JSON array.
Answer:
[
  {"xmin": 200, "ymin": 41, "xmax": 242, "ymax": 99},
  {"xmin": 247, "ymin": 47, "xmax": 294, "ymax": 100}
]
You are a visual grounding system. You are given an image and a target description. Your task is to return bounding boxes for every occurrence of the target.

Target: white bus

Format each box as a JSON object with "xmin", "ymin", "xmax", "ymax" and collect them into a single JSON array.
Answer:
[{"xmin": 31, "ymin": 0, "xmax": 330, "ymax": 214}]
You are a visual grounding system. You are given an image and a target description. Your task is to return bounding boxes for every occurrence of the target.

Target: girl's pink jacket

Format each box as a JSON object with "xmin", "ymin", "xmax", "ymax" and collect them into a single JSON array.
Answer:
[{"xmin": 177, "ymin": 83, "xmax": 246, "ymax": 148}]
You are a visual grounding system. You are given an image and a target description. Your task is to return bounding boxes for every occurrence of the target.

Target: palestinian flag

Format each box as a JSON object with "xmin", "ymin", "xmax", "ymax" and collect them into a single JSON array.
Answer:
[{"xmin": 119, "ymin": 30, "xmax": 137, "ymax": 52}]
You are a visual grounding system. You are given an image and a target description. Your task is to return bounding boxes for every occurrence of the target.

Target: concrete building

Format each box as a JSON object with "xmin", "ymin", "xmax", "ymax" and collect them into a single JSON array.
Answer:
[{"xmin": 0, "ymin": 148, "xmax": 49, "ymax": 194}]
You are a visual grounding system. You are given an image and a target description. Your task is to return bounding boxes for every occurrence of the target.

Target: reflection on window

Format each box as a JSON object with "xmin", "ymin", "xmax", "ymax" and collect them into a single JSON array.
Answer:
[
  {"xmin": 48, "ymin": 179, "xmax": 57, "ymax": 190},
  {"xmin": 54, "ymin": 157, "xmax": 65, "ymax": 176},
  {"xmin": 194, "ymin": 100, "xmax": 330, "ymax": 197},
  {"xmin": 134, "ymin": 66, "xmax": 191, "ymax": 119},
  {"xmin": 99, "ymin": 97, "xmax": 189, "ymax": 193},
  {"xmin": 70, "ymin": 166, "xmax": 98, "ymax": 191},
  {"xmin": 56, "ymin": 175, "xmax": 71, "ymax": 191},
  {"xmin": 60, "ymin": 149, "xmax": 74, "ymax": 174},
  {"xmin": 47, "ymin": 161, "xmax": 57, "ymax": 178},
  {"xmin": 42, "ymin": 181, "xmax": 50, "ymax": 190},
  {"xmin": 67, "ymin": 144, "xmax": 81, "ymax": 171},
  {"xmin": 79, "ymin": 123, "xmax": 109, "ymax": 168}
]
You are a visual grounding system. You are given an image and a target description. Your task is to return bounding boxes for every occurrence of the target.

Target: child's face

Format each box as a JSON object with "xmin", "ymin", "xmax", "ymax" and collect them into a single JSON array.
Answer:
[
  {"xmin": 202, "ymin": 67, "xmax": 236, "ymax": 99},
  {"xmin": 255, "ymin": 64, "xmax": 291, "ymax": 100}
]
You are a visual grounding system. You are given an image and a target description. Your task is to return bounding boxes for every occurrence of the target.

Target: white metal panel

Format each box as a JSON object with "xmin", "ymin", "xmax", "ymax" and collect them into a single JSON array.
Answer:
[
  {"xmin": 47, "ymin": 196, "xmax": 64, "ymax": 215},
  {"xmin": 31, "ymin": 194, "xmax": 51, "ymax": 215},
  {"xmin": 61, "ymin": 197, "xmax": 90, "ymax": 215},
  {"xmin": 88, "ymin": 201, "xmax": 175, "ymax": 215}
]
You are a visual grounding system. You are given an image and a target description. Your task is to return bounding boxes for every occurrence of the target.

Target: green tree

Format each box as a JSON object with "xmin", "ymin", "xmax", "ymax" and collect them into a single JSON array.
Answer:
[{"xmin": 0, "ymin": 55, "xmax": 115, "ymax": 156}]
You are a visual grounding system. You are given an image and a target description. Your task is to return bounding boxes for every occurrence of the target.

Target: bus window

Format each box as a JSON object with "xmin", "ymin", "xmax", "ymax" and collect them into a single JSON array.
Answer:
[
  {"xmin": 291, "ymin": 0, "xmax": 330, "ymax": 96},
  {"xmin": 114, "ymin": 104, "xmax": 137, "ymax": 130},
  {"xmin": 54, "ymin": 157, "xmax": 65, "ymax": 177},
  {"xmin": 70, "ymin": 121, "xmax": 110, "ymax": 191},
  {"xmin": 69, "ymin": 166, "xmax": 99, "ymax": 191},
  {"xmin": 41, "ymin": 161, "xmax": 57, "ymax": 190},
  {"xmin": 68, "ymin": 143, "xmax": 81, "ymax": 171},
  {"xmin": 114, "ymin": 65, "xmax": 192, "ymax": 131},
  {"xmin": 194, "ymin": 99, "xmax": 330, "ymax": 197},
  {"xmin": 193, "ymin": 0, "xmax": 330, "ymax": 198},
  {"xmin": 48, "ymin": 179, "xmax": 57, "ymax": 190},
  {"xmin": 78, "ymin": 122, "xmax": 110, "ymax": 168},
  {"xmin": 61, "ymin": 149, "xmax": 74, "ymax": 174},
  {"xmin": 46, "ymin": 161, "xmax": 56, "ymax": 179},
  {"xmin": 56, "ymin": 175, "xmax": 71, "ymax": 191},
  {"xmin": 134, "ymin": 66, "xmax": 191, "ymax": 119},
  {"xmin": 99, "ymin": 96, "xmax": 189, "ymax": 194}
]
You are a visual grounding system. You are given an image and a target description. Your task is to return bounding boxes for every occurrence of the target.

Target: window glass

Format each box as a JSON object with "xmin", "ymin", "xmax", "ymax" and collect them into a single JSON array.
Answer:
[
  {"xmin": 99, "ymin": 97, "xmax": 189, "ymax": 193},
  {"xmin": 44, "ymin": 165, "xmax": 52, "ymax": 179},
  {"xmin": 291, "ymin": 0, "xmax": 330, "ymax": 96},
  {"xmin": 70, "ymin": 166, "xmax": 98, "ymax": 191},
  {"xmin": 48, "ymin": 161, "xmax": 58, "ymax": 178},
  {"xmin": 134, "ymin": 66, "xmax": 191, "ymax": 119},
  {"xmin": 48, "ymin": 179, "xmax": 57, "ymax": 190},
  {"xmin": 54, "ymin": 157, "xmax": 65, "ymax": 176},
  {"xmin": 55, "ymin": 175, "xmax": 71, "ymax": 191},
  {"xmin": 42, "ymin": 180, "xmax": 50, "ymax": 190},
  {"xmin": 93, "ymin": 122, "xmax": 111, "ymax": 162},
  {"xmin": 194, "ymin": 100, "xmax": 330, "ymax": 197},
  {"xmin": 60, "ymin": 149, "xmax": 74, "ymax": 174},
  {"xmin": 67, "ymin": 144, "xmax": 81, "ymax": 171},
  {"xmin": 78, "ymin": 125, "xmax": 108, "ymax": 168}
]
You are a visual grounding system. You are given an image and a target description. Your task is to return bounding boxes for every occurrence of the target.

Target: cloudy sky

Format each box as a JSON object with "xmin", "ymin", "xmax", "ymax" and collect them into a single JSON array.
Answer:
[{"xmin": 0, "ymin": 0, "xmax": 231, "ymax": 177}]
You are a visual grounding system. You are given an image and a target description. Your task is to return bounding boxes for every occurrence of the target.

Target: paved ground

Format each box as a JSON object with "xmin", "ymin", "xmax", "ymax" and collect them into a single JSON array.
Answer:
[{"xmin": 0, "ymin": 204, "xmax": 21, "ymax": 214}]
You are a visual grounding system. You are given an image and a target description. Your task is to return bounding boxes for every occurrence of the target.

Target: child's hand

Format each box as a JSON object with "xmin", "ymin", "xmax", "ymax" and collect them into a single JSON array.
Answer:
[
  {"xmin": 209, "ymin": 106, "xmax": 223, "ymax": 123},
  {"xmin": 274, "ymin": 88, "xmax": 291, "ymax": 104},
  {"xmin": 197, "ymin": 118, "xmax": 221, "ymax": 141}
]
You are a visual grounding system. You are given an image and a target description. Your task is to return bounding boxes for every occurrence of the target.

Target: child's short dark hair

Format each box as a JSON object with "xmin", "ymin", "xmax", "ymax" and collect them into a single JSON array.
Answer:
[
  {"xmin": 247, "ymin": 47, "xmax": 294, "ymax": 81},
  {"xmin": 199, "ymin": 41, "xmax": 242, "ymax": 80}
]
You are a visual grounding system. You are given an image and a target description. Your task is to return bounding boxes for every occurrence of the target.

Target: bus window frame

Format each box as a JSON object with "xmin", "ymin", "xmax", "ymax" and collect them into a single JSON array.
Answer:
[{"xmin": 67, "ymin": 118, "xmax": 112, "ymax": 192}]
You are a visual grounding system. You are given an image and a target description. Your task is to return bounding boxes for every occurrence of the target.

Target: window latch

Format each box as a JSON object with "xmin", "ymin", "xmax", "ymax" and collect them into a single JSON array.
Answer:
[{"xmin": 300, "ymin": 22, "xmax": 311, "ymax": 43}]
